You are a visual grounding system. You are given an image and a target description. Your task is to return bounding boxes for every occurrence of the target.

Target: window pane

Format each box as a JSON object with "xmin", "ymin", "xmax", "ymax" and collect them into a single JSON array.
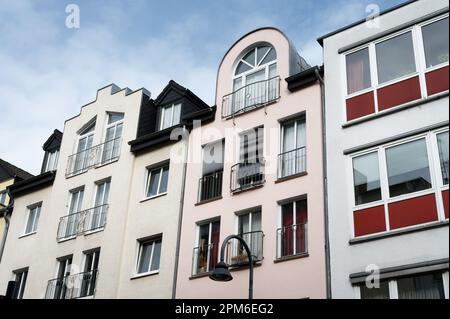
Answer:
[
  {"xmin": 150, "ymin": 240, "xmax": 162, "ymax": 271},
  {"xmin": 398, "ymin": 273, "xmax": 445, "ymax": 299},
  {"xmin": 386, "ymin": 139, "xmax": 432, "ymax": 197},
  {"xmin": 437, "ymin": 132, "xmax": 449, "ymax": 185},
  {"xmin": 346, "ymin": 48, "xmax": 371, "ymax": 94},
  {"xmin": 360, "ymin": 281, "xmax": 390, "ymax": 299},
  {"xmin": 162, "ymin": 106, "xmax": 172, "ymax": 130},
  {"xmin": 147, "ymin": 169, "xmax": 161, "ymax": 197},
  {"xmin": 376, "ymin": 32, "xmax": 416, "ymax": 84},
  {"xmin": 33, "ymin": 206, "xmax": 41, "ymax": 232},
  {"xmin": 353, "ymin": 152, "xmax": 382, "ymax": 205},
  {"xmin": 243, "ymin": 49, "xmax": 256, "ymax": 67},
  {"xmin": 269, "ymin": 63, "xmax": 277, "ymax": 78},
  {"xmin": 108, "ymin": 113, "xmax": 124, "ymax": 124},
  {"xmin": 137, "ymin": 243, "xmax": 152, "ymax": 273},
  {"xmin": 422, "ymin": 18, "xmax": 449, "ymax": 68},
  {"xmin": 257, "ymin": 46, "xmax": 270, "ymax": 65},
  {"xmin": 159, "ymin": 166, "xmax": 169, "ymax": 194},
  {"xmin": 172, "ymin": 104, "xmax": 181, "ymax": 126},
  {"xmin": 203, "ymin": 140, "xmax": 224, "ymax": 175},
  {"xmin": 235, "ymin": 62, "xmax": 252, "ymax": 75},
  {"xmin": 261, "ymin": 48, "xmax": 276, "ymax": 65}
]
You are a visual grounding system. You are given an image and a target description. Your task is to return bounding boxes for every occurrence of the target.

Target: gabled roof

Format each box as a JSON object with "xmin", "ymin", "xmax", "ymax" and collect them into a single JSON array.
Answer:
[
  {"xmin": 0, "ymin": 158, "xmax": 34, "ymax": 183},
  {"xmin": 43, "ymin": 129, "xmax": 63, "ymax": 152},
  {"xmin": 154, "ymin": 80, "xmax": 210, "ymax": 110}
]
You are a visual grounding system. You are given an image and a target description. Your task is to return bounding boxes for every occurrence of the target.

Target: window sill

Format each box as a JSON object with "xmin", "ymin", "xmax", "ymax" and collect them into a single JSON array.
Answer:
[
  {"xmin": 130, "ymin": 271, "xmax": 160, "ymax": 280},
  {"xmin": 275, "ymin": 172, "xmax": 308, "ymax": 184},
  {"xmin": 140, "ymin": 193, "xmax": 168, "ymax": 203},
  {"xmin": 195, "ymin": 196, "xmax": 223, "ymax": 206},
  {"xmin": 274, "ymin": 253, "xmax": 309, "ymax": 264},
  {"xmin": 189, "ymin": 272, "xmax": 213, "ymax": 280},
  {"xmin": 19, "ymin": 231, "xmax": 37, "ymax": 239},
  {"xmin": 57, "ymin": 236, "xmax": 77, "ymax": 243},
  {"xmin": 349, "ymin": 220, "xmax": 449, "ymax": 245},
  {"xmin": 342, "ymin": 91, "xmax": 449, "ymax": 128}
]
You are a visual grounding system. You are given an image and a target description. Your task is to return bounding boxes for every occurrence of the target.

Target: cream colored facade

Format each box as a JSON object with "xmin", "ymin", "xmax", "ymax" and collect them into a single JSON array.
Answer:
[{"xmin": 0, "ymin": 84, "xmax": 187, "ymax": 298}]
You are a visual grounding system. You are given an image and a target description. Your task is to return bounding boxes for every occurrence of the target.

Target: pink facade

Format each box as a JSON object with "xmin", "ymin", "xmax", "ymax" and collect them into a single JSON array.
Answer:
[{"xmin": 175, "ymin": 28, "xmax": 327, "ymax": 299}]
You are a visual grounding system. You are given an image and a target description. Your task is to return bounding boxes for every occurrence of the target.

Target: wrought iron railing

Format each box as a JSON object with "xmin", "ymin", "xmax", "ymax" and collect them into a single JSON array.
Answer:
[
  {"xmin": 278, "ymin": 147, "xmax": 307, "ymax": 178},
  {"xmin": 222, "ymin": 76, "xmax": 280, "ymax": 119},
  {"xmin": 45, "ymin": 270, "xmax": 98, "ymax": 299},
  {"xmin": 57, "ymin": 204, "xmax": 108, "ymax": 241},
  {"xmin": 66, "ymin": 137, "xmax": 122, "ymax": 177},
  {"xmin": 276, "ymin": 223, "xmax": 308, "ymax": 259},
  {"xmin": 230, "ymin": 161, "xmax": 265, "ymax": 193},
  {"xmin": 198, "ymin": 171, "xmax": 223, "ymax": 203},
  {"xmin": 226, "ymin": 231, "xmax": 264, "ymax": 267},
  {"xmin": 192, "ymin": 243, "xmax": 218, "ymax": 276}
]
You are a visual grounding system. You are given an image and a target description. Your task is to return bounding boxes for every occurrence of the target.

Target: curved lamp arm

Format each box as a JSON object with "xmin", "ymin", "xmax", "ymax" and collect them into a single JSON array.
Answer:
[{"xmin": 219, "ymin": 235, "xmax": 254, "ymax": 300}]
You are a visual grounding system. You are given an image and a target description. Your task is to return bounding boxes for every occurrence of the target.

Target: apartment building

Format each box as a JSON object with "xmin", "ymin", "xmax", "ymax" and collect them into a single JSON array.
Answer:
[
  {"xmin": 0, "ymin": 82, "xmax": 213, "ymax": 299},
  {"xmin": 319, "ymin": 0, "xmax": 449, "ymax": 299},
  {"xmin": 175, "ymin": 27, "xmax": 328, "ymax": 299},
  {"xmin": 0, "ymin": 159, "xmax": 34, "ymax": 264}
]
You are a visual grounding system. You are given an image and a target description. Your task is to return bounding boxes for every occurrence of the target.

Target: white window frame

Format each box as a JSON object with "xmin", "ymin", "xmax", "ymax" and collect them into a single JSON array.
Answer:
[
  {"xmin": 144, "ymin": 164, "xmax": 169, "ymax": 200},
  {"xmin": 341, "ymin": 13, "xmax": 449, "ymax": 124},
  {"xmin": 349, "ymin": 128, "xmax": 449, "ymax": 239},
  {"xmin": 359, "ymin": 271, "xmax": 449, "ymax": 299},
  {"xmin": 159, "ymin": 103, "xmax": 181, "ymax": 131},
  {"xmin": 135, "ymin": 237, "xmax": 162, "ymax": 277},
  {"xmin": 23, "ymin": 203, "xmax": 41, "ymax": 236},
  {"xmin": 45, "ymin": 150, "xmax": 59, "ymax": 172},
  {"xmin": 12, "ymin": 269, "xmax": 28, "ymax": 299},
  {"xmin": 194, "ymin": 220, "xmax": 220, "ymax": 275},
  {"xmin": 87, "ymin": 180, "xmax": 110, "ymax": 233},
  {"xmin": 101, "ymin": 113, "xmax": 124, "ymax": 164},
  {"xmin": 277, "ymin": 199, "xmax": 308, "ymax": 259}
]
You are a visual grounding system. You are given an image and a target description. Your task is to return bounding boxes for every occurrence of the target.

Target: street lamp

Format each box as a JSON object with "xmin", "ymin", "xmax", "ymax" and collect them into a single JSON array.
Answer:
[{"xmin": 209, "ymin": 235, "xmax": 254, "ymax": 300}]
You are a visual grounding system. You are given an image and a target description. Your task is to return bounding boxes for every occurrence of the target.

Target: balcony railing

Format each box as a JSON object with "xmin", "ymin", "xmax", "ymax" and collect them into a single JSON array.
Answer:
[
  {"xmin": 222, "ymin": 76, "xmax": 280, "ymax": 119},
  {"xmin": 230, "ymin": 161, "xmax": 265, "ymax": 193},
  {"xmin": 57, "ymin": 204, "xmax": 108, "ymax": 241},
  {"xmin": 45, "ymin": 270, "xmax": 98, "ymax": 299},
  {"xmin": 278, "ymin": 147, "xmax": 307, "ymax": 179},
  {"xmin": 276, "ymin": 223, "xmax": 308, "ymax": 259},
  {"xmin": 192, "ymin": 243, "xmax": 218, "ymax": 276},
  {"xmin": 66, "ymin": 137, "xmax": 122, "ymax": 177},
  {"xmin": 198, "ymin": 171, "xmax": 223, "ymax": 203},
  {"xmin": 226, "ymin": 231, "xmax": 264, "ymax": 267}
]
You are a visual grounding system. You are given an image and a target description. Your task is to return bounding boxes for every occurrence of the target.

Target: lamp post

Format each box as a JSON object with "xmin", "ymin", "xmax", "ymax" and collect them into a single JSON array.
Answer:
[{"xmin": 209, "ymin": 235, "xmax": 254, "ymax": 300}]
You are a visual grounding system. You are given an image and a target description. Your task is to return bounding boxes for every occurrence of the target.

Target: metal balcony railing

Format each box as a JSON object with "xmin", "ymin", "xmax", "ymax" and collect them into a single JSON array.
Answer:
[
  {"xmin": 192, "ymin": 243, "xmax": 218, "ymax": 276},
  {"xmin": 230, "ymin": 161, "xmax": 265, "ymax": 193},
  {"xmin": 198, "ymin": 171, "xmax": 223, "ymax": 203},
  {"xmin": 222, "ymin": 76, "xmax": 280, "ymax": 119},
  {"xmin": 66, "ymin": 137, "xmax": 122, "ymax": 177},
  {"xmin": 57, "ymin": 204, "xmax": 108, "ymax": 241},
  {"xmin": 276, "ymin": 223, "xmax": 308, "ymax": 259},
  {"xmin": 45, "ymin": 270, "xmax": 98, "ymax": 299},
  {"xmin": 278, "ymin": 147, "xmax": 307, "ymax": 179},
  {"xmin": 226, "ymin": 231, "xmax": 264, "ymax": 267}
]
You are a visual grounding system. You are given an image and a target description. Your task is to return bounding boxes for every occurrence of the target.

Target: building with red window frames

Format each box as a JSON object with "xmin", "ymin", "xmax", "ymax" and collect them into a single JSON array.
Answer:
[{"xmin": 318, "ymin": 0, "xmax": 449, "ymax": 299}]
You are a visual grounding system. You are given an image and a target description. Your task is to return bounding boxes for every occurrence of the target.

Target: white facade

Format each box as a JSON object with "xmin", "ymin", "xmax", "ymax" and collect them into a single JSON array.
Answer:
[{"xmin": 321, "ymin": 0, "xmax": 449, "ymax": 299}]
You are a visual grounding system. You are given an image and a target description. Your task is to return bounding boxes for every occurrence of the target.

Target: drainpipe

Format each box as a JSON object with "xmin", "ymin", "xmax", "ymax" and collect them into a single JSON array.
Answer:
[
  {"xmin": 0, "ymin": 188, "xmax": 14, "ymax": 264},
  {"xmin": 315, "ymin": 67, "xmax": 332, "ymax": 299},
  {"xmin": 172, "ymin": 125, "xmax": 190, "ymax": 299}
]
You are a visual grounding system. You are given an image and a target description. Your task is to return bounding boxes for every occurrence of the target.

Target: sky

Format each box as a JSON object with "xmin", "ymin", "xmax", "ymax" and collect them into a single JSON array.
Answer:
[{"xmin": 0, "ymin": 0, "xmax": 407, "ymax": 174}]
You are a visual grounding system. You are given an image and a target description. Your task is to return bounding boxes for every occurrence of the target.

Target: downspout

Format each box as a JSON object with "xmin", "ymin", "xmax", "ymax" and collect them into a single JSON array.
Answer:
[
  {"xmin": 315, "ymin": 67, "xmax": 332, "ymax": 299},
  {"xmin": 0, "ymin": 189, "xmax": 14, "ymax": 264},
  {"xmin": 172, "ymin": 125, "xmax": 189, "ymax": 299}
]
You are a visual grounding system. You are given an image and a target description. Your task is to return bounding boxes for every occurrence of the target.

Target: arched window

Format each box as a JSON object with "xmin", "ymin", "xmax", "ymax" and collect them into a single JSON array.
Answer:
[{"xmin": 228, "ymin": 45, "xmax": 278, "ymax": 116}]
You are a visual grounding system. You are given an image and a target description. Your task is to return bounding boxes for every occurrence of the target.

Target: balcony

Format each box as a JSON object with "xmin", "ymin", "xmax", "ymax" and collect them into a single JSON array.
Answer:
[
  {"xmin": 57, "ymin": 204, "xmax": 108, "ymax": 241},
  {"xmin": 226, "ymin": 231, "xmax": 264, "ymax": 268},
  {"xmin": 276, "ymin": 223, "xmax": 308, "ymax": 260},
  {"xmin": 198, "ymin": 171, "xmax": 223, "ymax": 203},
  {"xmin": 278, "ymin": 147, "xmax": 307, "ymax": 179},
  {"xmin": 66, "ymin": 137, "xmax": 121, "ymax": 177},
  {"xmin": 45, "ymin": 270, "xmax": 98, "ymax": 299},
  {"xmin": 230, "ymin": 161, "xmax": 265, "ymax": 193},
  {"xmin": 192, "ymin": 243, "xmax": 218, "ymax": 276},
  {"xmin": 222, "ymin": 76, "xmax": 280, "ymax": 119}
]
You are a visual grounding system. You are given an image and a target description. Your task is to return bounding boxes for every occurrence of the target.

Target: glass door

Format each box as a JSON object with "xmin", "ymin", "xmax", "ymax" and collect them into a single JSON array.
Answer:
[
  {"xmin": 66, "ymin": 189, "xmax": 84, "ymax": 237},
  {"xmin": 90, "ymin": 181, "xmax": 110, "ymax": 231}
]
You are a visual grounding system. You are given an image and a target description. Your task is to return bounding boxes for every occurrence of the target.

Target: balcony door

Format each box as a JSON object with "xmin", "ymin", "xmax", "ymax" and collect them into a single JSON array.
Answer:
[
  {"xmin": 80, "ymin": 250, "xmax": 100, "ymax": 297},
  {"xmin": 280, "ymin": 199, "xmax": 308, "ymax": 258},
  {"xmin": 195, "ymin": 221, "xmax": 220, "ymax": 275},
  {"xmin": 235, "ymin": 128, "xmax": 264, "ymax": 189},
  {"xmin": 66, "ymin": 189, "xmax": 84, "ymax": 238},
  {"xmin": 237, "ymin": 211, "xmax": 262, "ymax": 261},
  {"xmin": 74, "ymin": 123, "xmax": 95, "ymax": 174},
  {"xmin": 280, "ymin": 117, "xmax": 306, "ymax": 178},
  {"xmin": 199, "ymin": 140, "xmax": 224, "ymax": 202},
  {"xmin": 54, "ymin": 256, "xmax": 72, "ymax": 299},
  {"xmin": 89, "ymin": 181, "xmax": 110, "ymax": 231},
  {"xmin": 102, "ymin": 113, "xmax": 124, "ymax": 163}
]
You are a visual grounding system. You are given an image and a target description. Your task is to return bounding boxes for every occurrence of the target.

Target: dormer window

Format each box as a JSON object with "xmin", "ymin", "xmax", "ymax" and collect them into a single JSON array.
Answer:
[
  {"xmin": 224, "ymin": 45, "xmax": 279, "ymax": 118},
  {"xmin": 44, "ymin": 150, "xmax": 59, "ymax": 172},
  {"xmin": 159, "ymin": 103, "xmax": 181, "ymax": 131}
]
